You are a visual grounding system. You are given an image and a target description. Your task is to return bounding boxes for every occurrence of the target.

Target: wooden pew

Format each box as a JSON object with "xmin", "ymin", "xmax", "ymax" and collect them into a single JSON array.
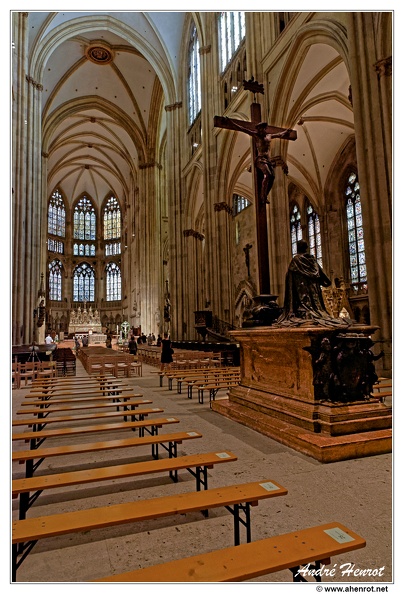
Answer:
[
  {"xmin": 12, "ymin": 407, "xmax": 164, "ymax": 432},
  {"xmin": 175, "ymin": 369, "xmax": 240, "ymax": 395},
  {"xmin": 95, "ymin": 522, "xmax": 366, "ymax": 583},
  {"xmin": 32, "ymin": 375, "xmax": 119, "ymax": 383},
  {"xmin": 12, "ymin": 478, "xmax": 287, "ymax": 581},
  {"xmin": 12, "ymin": 416, "xmax": 180, "ymax": 450},
  {"xmin": 13, "ymin": 430, "xmax": 203, "ymax": 478},
  {"xmin": 28, "ymin": 383, "xmax": 131, "ymax": 394},
  {"xmin": 13, "ymin": 450, "xmax": 238, "ymax": 520},
  {"xmin": 17, "ymin": 399, "xmax": 152, "ymax": 416},
  {"xmin": 20, "ymin": 393, "xmax": 143, "ymax": 407},
  {"xmin": 161, "ymin": 367, "xmax": 240, "ymax": 393},
  {"xmin": 25, "ymin": 386, "xmax": 134, "ymax": 400},
  {"xmin": 196, "ymin": 379, "xmax": 241, "ymax": 404}
]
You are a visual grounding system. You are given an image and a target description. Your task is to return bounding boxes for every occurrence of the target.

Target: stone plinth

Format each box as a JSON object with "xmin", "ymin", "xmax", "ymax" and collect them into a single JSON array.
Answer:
[{"xmin": 211, "ymin": 326, "xmax": 391, "ymax": 463}]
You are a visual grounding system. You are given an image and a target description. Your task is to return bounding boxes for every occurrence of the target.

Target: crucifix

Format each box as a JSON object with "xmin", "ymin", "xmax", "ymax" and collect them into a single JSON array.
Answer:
[{"xmin": 214, "ymin": 77, "xmax": 297, "ymax": 296}]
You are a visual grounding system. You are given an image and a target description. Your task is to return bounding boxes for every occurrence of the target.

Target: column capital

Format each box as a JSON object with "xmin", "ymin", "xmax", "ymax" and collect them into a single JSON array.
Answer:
[
  {"xmin": 374, "ymin": 56, "xmax": 392, "ymax": 78},
  {"xmin": 214, "ymin": 202, "xmax": 232, "ymax": 214},
  {"xmin": 199, "ymin": 45, "xmax": 211, "ymax": 55},
  {"xmin": 183, "ymin": 229, "xmax": 205, "ymax": 241},
  {"xmin": 165, "ymin": 101, "xmax": 182, "ymax": 112},
  {"xmin": 26, "ymin": 75, "xmax": 43, "ymax": 91},
  {"xmin": 139, "ymin": 161, "xmax": 162, "ymax": 170},
  {"xmin": 271, "ymin": 156, "xmax": 289, "ymax": 175}
]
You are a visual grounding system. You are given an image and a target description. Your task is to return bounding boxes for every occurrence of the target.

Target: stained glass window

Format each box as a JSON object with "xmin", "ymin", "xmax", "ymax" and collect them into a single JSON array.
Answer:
[
  {"xmin": 233, "ymin": 193, "xmax": 251, "ymax": 215},
  {"xmin": 48, "ymin": 239, "xmax": 64, "ymax": 254},
  {"xmin": 49, "ymin": 259, "xmax": 62, "ymax": 301},
  {"xmin": 105, "ymin": 242, "xmax": 121, "ymax": 256},
  {"xmin": 48, "ymin": 190, "xmax": 66, "ymax": 237},
  {"xmin": 307, "ymin": 204, "xmax": 323, "ymax": 267},
  {"xmin": 73, "ymin": 263, "xmax": 95, "ymax": 302},
  {"xmin": 104, "ymin": 196, "xmax": 121, "ymax": 240},
  {"xmin": 188, "ymin": 24, "xmax": 201, "ymax": 124},
  {"xmin": 218, "ymin": 12, "xmax": 245, "ymax": 72},
  {"xmin": 345, "ymin": 172, "xmax": 367, "ymax": 284},
  {"xmin": 290, "ymin": 204, "xmax": 302, "ymax": 256},
  {"xmin": 73, "ymin": 196, "xmax": 96, "ymax": 240},
  {"xmin": 106, "ymin": 262, "xmax": 121, "ymax": 301},
  {"xmin": 73, "ymin": 243, "xmax": 96, "ymax": 257}
]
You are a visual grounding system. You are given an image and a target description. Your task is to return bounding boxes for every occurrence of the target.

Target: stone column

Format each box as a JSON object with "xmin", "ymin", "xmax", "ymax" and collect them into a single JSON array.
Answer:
[
  {"xmin": 12, "ymin": 12, "xmax": 28, "ymax": 345},
  {"xmin": 12, "ymin": 12, "xmax": 43, "ymax": 344},
  {"xmin": 212, "ymin": 203, "xmax": 234, "ymax": 322},
  {"xmin": 183, "ymin": 229, "xmax": 206, "ymax": 338},
  {"xmin": 347, "ymin": 13, "xmax": 392, "ymax": 373},
  {"xmin": 164, "ymin": 101, "xmax": 184, "ymax": 339},
  {"xmin": 136, "ymin": 162, "xmax": 160, "ymax": 335}
]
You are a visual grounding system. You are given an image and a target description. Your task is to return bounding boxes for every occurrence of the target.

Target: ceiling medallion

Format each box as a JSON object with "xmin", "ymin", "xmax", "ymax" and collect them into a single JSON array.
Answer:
[{"xmin": 86, "ymin": 43, "xmax": 114, "ymax": 65}]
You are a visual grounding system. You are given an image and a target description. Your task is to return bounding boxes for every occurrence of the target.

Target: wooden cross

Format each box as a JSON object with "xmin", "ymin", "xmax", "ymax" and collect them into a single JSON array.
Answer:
[{"xmin": 214, "ymin": 78, "xmax": 297, "ymax": 295}]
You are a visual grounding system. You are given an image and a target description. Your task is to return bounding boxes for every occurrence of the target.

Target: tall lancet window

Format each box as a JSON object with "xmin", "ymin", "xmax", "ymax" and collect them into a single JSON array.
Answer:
[
  {"xmin": 218, "ymin": 11, "xmax": 245, "ymax": 72},
  {"xmin": 73, "ymin": 263, "xmax": 95, "ymax": 302},
  {"xmin": 290, "ymin": 204, "xmax": 302, "ymax": 256},
  {"xmin": 188, "ymin": 24, "xmax": 201, "ymax": 124},
  {"xmin": 345, "ymin": 172, "xmax": 367, "ymax": 285},
  {"xmin": 106, "ymin": 262, "xmax": 121, "ymax": 301},
  {"xmin": 48, "ymin": 190, "xmax": 66, "ymax": 237},
  {"xmin": 104, "ymin": 196, "xmax": 121, "ymax": 256},
  {"xmin": 48, "ymin": 259, "xmax": 63, "ymax": 301},
  {"xmin": 307, "ymin": 204, "xmax": 323, "ymax": 267},
  {"xmin": 73, "ymin": 196, "xmax": 96, "ymax": 240}
]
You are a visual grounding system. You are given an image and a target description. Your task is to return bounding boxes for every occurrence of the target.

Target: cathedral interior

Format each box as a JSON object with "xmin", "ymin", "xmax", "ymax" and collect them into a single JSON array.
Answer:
[{"xmin": 11, "ymin": 9, "xmax": 393, "ymax": 586}]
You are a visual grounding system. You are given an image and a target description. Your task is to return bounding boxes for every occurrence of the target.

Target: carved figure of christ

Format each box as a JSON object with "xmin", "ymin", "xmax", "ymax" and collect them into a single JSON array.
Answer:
[{"xmin": 214, "ymin": 110, "xmax": 296, "ymax": 295}]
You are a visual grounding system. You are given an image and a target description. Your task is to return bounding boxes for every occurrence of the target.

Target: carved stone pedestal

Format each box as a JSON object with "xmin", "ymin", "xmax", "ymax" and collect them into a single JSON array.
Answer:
[{"xmin": 211, "ymin": 326, "xmax": 391, "ymax": 463}]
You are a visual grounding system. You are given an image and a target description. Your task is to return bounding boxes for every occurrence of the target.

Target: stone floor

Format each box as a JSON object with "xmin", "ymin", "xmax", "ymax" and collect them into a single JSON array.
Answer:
[{"xmin": 11, "ymin": 354, "xmax": 393, "ymax": 587}]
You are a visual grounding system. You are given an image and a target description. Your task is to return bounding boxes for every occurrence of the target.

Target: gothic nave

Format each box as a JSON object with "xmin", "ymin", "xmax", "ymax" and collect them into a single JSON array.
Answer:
[{"xmin": 10, "ymin": 8, "xmax": 393, "ymax": 588}]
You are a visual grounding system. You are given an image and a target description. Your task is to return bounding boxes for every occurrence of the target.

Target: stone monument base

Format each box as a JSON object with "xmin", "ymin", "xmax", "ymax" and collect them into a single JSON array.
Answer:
[{"xmin": 211, "ymin": 325, "xmax": 391, "ymax": 463}]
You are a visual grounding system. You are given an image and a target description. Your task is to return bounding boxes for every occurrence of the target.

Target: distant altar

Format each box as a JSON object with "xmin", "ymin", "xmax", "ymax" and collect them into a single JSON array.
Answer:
[{"xmin": 68, "ymin": 303, "xmax": 102, "ymax": 335}]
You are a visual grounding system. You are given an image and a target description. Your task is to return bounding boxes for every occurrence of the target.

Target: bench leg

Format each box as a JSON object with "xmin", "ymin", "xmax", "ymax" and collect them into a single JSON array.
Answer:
[{"xmin": 226, "ymin": 502, "xmax": 252, "ymax": 545}]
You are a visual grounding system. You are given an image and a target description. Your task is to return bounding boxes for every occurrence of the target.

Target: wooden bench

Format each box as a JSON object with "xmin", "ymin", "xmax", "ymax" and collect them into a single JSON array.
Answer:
[
  {"xmin": 196, "ymin": 379, "xmax": 241, "ymax": 404},
  {"xmin": 12, "ymin": 416, "xmax": 180, "ymax": 450},
  {"xmin": 13, "ymin": 430, "xmax": 203, "ymax": 478},
  {"xmin": 29, "ymin": 383, "xmax": 131, "ymax": 394},
  {"xmin": 25, "ymin": 386, "xmax": 134, "ymax": 400},
  {"xmin": 12, "ymin": 407, "xmax": 165, "ymax": 432},
  {"xmin": 32, "ymin": 375, "xmax": 120, "ymax": 384},
  {"xmin": 17, "ymin": 399, "xmax": 152, "ymax": 416},
  {"xmin": 13, "ymin": 450, "xmax": 237, "ymax": 520},
  {"xmin": 175, "ymin": 370, "xmax": 240, "ymax": 395},
  {"xmin": 370, "ymin": 391, "xmax": 392, "ymax": 403},
  {"xmin": 95, "ymin": 522, "xmax": 366, "ymax": 583},
  {"xmin": 161, "ymin": 368, "xmax": 240, "ymax": 393},
  {"xmin": 20, "ymin": 393, "xmax": 144, "ymax": 407},
  {"xmin": 12, "ymin": 478, "xmax": 287, "ymax": 581},
  {"xmin": 187, "ymin": 374, "xmax": 240, "ymax": 401}
]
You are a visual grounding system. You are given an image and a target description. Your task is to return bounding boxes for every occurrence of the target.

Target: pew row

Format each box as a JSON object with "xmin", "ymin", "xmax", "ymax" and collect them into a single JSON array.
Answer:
[
  {"xmin": 12, "ymin": 479, "xmax": 287, "ymax": 581},
  {"xmin": 95, "ymin": 522, "xmax": 366, "ymax": 583},
  {"xmin": 12, "ymin": 430, "xmax": 202, "ymax": 478},
  {"xmin": 12, "ymin": 417, "xmax": 180, "ymax": 450},
  {"xmin": 13, "ymin": 451, "xmax": 238, "ymax": 520},
  {"xmin": 12, "ymin": 407, "xmax": 164, "ymax": 433}
]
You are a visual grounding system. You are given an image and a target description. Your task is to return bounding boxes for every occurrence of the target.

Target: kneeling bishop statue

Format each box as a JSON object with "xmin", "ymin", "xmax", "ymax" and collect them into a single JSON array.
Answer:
[{"xmin": 275, "ymin": 240, "xmax": 352, "ymax": 328}]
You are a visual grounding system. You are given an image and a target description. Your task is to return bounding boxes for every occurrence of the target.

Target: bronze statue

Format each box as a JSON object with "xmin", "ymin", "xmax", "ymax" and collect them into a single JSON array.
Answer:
[{"xmin": 276, "ymin": 240, "xmax": 351, "ymax": 327}]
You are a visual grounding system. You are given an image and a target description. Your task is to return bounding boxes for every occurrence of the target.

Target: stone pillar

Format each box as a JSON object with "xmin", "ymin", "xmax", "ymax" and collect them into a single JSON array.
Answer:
[
  {"xmin": 136, "ymin": 162, "xmax": 160, "ymax": 335},
  {"xmin": 164, "ymin": 101, "xmax": 184, "ymax": 340},
  {"xmin": 212, "ymin": 203, "xmax": 234, "ymax": 321},
  {"xmin": 12, "ymin": 12, "xmax": 43, "ymax": 344},
  {"xmin": 347, "ymin": 13, "xmax": 392, "ymax": 374},
  {"xmin": 12, "ymin": 12, "xmax": 28, "ymax": 345}
]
